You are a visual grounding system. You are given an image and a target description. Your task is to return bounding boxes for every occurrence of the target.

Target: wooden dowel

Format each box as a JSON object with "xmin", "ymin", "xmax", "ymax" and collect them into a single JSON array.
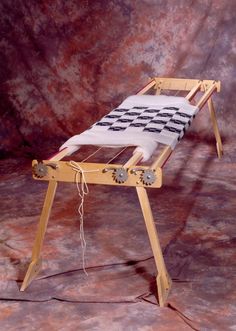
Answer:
[
  {"xmin": 124, "ymin": 152, "xmax": 143, "ymax": 168},
  {"xmin": 49, "ymin": 147, "xmax": 69, "ymax": 161},
  {"xmin": 208, "ymin": 97, "xmax": 223, "ymax": 158},
  {"xmin": 136, "ymin": 187, "xmax": 167, "ymax": 274},
  {"xmin": 20, "ymin": 180, "xmax": 58, "ymax": 291},
  {"xmin": 186, "ymin": 82, "xmax": 202, "ymax": 101},
  {"xmin": 136, "ymin": 186, "xmax": 171, "ymax": 306},
  {"xmin": 151, "ymin": 146, "xmax": 172, "ymax": 169},
  {"xmin": 196, "ymin": 84, "xmax": 216, "ymax": 109},
  {"xmin": 137, "ymin": 79, "xmax": 156, "ymax": 95},
  {"xmin": 31, "ymin": 181, "xmax": 58, "ymax": 260}
]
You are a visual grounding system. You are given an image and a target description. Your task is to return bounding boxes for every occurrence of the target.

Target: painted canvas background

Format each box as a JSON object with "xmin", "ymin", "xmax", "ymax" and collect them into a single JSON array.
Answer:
[
  {"xmin": 0, "ymin": 2, "xmax": 236, "ymax": 330},
  {"xmin": 0, "ymin": 0, "xmax": 235, "ymax": 157}
]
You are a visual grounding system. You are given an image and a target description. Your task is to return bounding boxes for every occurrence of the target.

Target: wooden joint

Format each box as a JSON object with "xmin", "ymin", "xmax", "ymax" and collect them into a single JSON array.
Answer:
[
  {"xmin": 202, "ymin": 80, "xmax": 221, "ymax": 93},
  {"xmin": 154, "ymin": 79, "xmax": 163, "ymax": 95}
]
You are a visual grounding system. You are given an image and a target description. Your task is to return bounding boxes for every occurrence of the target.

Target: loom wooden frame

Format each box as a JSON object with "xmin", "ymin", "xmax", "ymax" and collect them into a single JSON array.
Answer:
[{"xmin": 20, "ymin": 77, "xmax": 223, "ymax": 307}]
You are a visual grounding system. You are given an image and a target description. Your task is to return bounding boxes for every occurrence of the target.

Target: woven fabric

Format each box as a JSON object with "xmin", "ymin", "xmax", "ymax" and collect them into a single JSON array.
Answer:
[
  {"xmin": 60, "ymin": 95, "xmax": 198, "ymax": 161},
  {"xmin": 94, "ymin": 105, "xmax": 193, "ymax": 139}
]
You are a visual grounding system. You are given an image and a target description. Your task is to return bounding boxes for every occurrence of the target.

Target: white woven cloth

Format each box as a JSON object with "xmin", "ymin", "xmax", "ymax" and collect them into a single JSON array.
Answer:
[{"xmin": 60, "ymin": 95, "xmax": 199, "ymax": 161}]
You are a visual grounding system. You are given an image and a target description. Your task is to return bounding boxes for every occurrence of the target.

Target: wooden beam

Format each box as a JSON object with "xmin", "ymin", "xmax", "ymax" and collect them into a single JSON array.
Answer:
[
  {"xmin": 196, "ymin": 84, "xmax": 217, "ymax": 109},
  {"xmin": 186, "ymin": 81, "xmax": 202, "ymax": 101},
  {"xmin": 32, "ymin": 160, "xmax": 163, "ymax": 188},
  {"xmin": 151, "ymin": 146, "xmax": 172, "ymax": 170},
  {"xmin": 207, "ymin": 97, "xmax": 223, "ymax": 158},
  {"xmin": 123, "ymin": 152, "xmax": 143, "ymax": 168},
  {"xmin": 48, "ymin": 147, "xmax": 69, "ymax": 161},
  {"xmin": 136, "ymin": 186, "xmax": 172, "ymax": 306},
  {"xmin": 153, "ymin": 77, "xmax": 220, "ymax": 92},
  {"xmin": 20, "ymin": 180, "xmax": 58, "ymax": 291},
  {"xmin": 137, "ymin": 79, "xmax": 156, "ymax": 95}
]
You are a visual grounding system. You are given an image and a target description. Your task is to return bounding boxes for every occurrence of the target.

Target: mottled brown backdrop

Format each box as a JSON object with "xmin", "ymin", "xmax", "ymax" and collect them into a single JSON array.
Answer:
[
  {"xmin": 0, "ymin": 0, "xmax": 235, "ymax": 157},
  {"xmin": 1, "ymin": 2, "xmax": 236, "ymax": 330}
]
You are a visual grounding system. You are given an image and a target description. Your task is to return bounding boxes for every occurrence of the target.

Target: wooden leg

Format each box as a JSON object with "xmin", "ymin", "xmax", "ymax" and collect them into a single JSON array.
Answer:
[
  {"xmin": 208, "ymin": 97, "xmax": 223, "ymax": 158},
  {"xmin": 20, "ymin": 180, "xmax": 58, "ymax": 291},
  {"xmin": 136, "ymin": 187, "xmax": 172, "ymax": 307}
]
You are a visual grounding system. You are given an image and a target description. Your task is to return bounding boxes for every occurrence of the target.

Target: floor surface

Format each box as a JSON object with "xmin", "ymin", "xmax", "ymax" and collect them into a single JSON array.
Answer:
[{"xmin": 0, "ymin": 136, "xmax": 235, "ymax": 331}]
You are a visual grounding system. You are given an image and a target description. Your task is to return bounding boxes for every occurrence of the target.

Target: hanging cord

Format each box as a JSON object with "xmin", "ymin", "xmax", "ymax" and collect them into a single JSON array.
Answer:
[
  {"xmin": 68, "ymin": 147, "xmax": 127, "ymax": 275},
  {"xmin": 69, "ymin": 161, "xmax": 92, "ymax": 276}
]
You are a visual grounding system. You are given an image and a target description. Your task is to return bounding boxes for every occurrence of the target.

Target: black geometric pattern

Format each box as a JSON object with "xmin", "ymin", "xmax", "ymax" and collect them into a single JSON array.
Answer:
[
  {"xmin": 143, "ymin": 127, "xmax": 162, "ymax": 133},
  {"xmin": 96, "ymin": 122, "xmax": 113, "ymax": 126},
  {"xmin": 108, "ymin": 126, "xmax": 126, "ymax": 131},
  {"xmin": 93, "ymin": 104, "xmax": 195, "ymax": 140},
  {"xmin": 130, "ymin": 123, "xmax": 146, "ymax": 127},
  {"xmin": 144, "ymin": 109, "xmax": 160, "ymax": 113},
  {"xmin": 105, "ymin": 114, "xmax": 121, "ymax": 119}
]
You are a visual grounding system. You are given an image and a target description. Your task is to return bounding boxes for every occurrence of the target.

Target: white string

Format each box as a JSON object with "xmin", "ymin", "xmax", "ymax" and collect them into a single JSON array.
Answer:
[
  {"xmin": 68, "ymin": 147, "xmax": 127, "ymax": 274},
  {"xmin": 174, "ymin": 90, "xmax": 181, "ymax": 96},
  {"xmin": 79, "ymin": 146, "xmax": 127, "ymax": 165},
  {"xmin": 105, "ymin": 147, "xmax": 128, "ymax": 165},
  {"xmin": 69, "ymin": 160, "xmax": 93, "ymax": 276},
  {"xmin": 81, "ymin": 147, "xmax": 103, "ymax": 163}
]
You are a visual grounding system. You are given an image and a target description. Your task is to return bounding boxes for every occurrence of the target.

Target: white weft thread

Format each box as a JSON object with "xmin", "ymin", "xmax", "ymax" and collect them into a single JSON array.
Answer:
[{"xmin": 69, "ymin": 161, "xmax": 91, "ymax": 276}]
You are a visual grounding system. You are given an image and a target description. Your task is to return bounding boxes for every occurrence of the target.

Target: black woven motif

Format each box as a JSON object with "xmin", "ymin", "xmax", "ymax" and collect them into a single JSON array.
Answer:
[{"xmin": 94, "ymin": 104, "xmax": 195, "ymax": 144}]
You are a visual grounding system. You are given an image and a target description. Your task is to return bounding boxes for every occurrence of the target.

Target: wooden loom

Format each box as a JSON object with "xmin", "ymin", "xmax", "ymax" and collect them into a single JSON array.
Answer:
[{"xmin": 20, "ymin": 77, "xmax": 223, "ymax": 307}]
